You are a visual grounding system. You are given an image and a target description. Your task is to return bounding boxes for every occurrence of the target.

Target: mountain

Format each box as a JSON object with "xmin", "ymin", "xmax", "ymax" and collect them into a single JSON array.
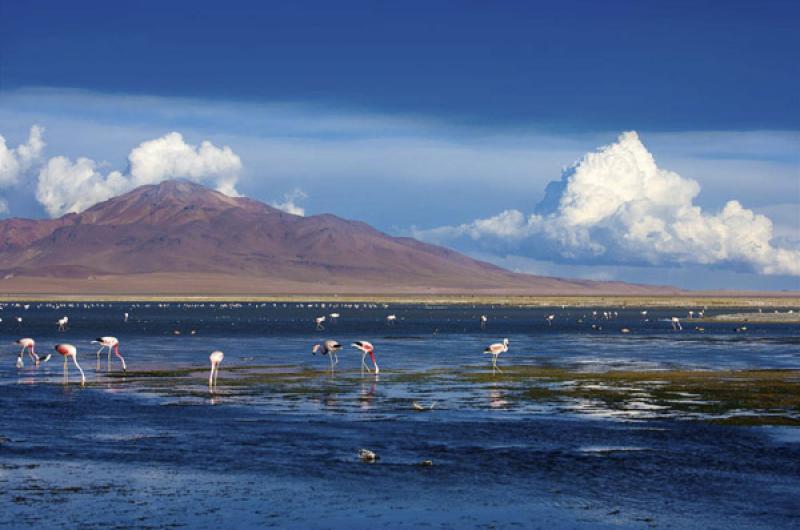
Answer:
[{"xmin": 0, "ymin": 180, "xmax": 679, "ymax": 295}]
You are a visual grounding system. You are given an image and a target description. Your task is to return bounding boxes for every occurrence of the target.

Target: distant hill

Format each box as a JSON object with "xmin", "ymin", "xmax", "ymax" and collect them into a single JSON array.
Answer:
[{"xmin": 0, "ymin": 180, "xmax": 680, "ymax": 296}]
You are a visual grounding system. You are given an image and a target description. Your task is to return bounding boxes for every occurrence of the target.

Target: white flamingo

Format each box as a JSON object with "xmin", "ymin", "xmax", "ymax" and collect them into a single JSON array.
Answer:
[
  {"xmin": 54, "ymin": 344, "xmax": 85, "ymax": 386},
  {"xmin": 315, "ymin": 316, "xmax": 326, "ymax": 330},
  {"xmin": 483, "ymin": 338, "xmax": 509, "ymax": 374},
  {"xmin": 546, "ymin": 314, "xmax": 555, "ymax": 326},
  {"xmin": 352, "ymin": 341, "xmax": 379, "ymax": 375},
  {"xmin": 671, "ymin": 317, "xmax": 682, "ymax": 331},
  {"xmin": 91, "ymin": 336, "xmax": 127, "ymax": 371},
  {"xmin": 57, "ymin": 316, "xmax": 69, "ymax": 331},
  {"xmin": 209, "ymin": 350, "xmax": 224, "ymax": 388},
  {"xmin": 386, "ymin": 314, "xmax": 397, "ymax": 326},
  {"xmin": 312, "ymin": 339, "xmax": 342, "ymax": 372},
  {"xmin": 480, "ymin": 315, "xmax": 488, "ymax": 329}
]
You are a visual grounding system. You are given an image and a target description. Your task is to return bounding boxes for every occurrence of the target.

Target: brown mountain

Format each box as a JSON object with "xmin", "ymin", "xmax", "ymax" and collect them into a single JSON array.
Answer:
[{"xmin": 0, "ymin": 180, "xmax": 679, "ymax": 295}]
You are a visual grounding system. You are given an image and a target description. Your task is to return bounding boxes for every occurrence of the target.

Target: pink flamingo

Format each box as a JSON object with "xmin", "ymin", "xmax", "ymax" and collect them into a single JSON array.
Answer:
[
  {"xmin": 15, "ymin": 338, "xmax": 50, "ymax": 368},
  {"xmin": 91, "ymin": 336, "xmax": 127, "ymax": 371},
  {"xmin": 483, "ymin": 338, "xmax": 509, "ymax": 374},
  {"xmin": 54, "ymin": 344, "xmax": 85, "ymax": 386},
  {"xmin": 209, "ymin": 350, "xmax": 224, "ymax": 387},
  {"xmin": 352, "ymin": 341, "xmax": 379, "ymax": 375}
]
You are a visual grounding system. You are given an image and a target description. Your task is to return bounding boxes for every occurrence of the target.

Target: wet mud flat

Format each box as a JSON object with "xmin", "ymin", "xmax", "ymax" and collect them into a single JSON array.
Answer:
[{"xmin": 2, "ymin": 366, "xmax": 800, "ymax": 529}]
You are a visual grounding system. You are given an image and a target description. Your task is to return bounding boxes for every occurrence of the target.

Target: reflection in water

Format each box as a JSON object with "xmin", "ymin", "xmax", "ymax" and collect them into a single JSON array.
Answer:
[{"xmin": 488, "ymin": 384, "xmax": 509, "ymax": 409}]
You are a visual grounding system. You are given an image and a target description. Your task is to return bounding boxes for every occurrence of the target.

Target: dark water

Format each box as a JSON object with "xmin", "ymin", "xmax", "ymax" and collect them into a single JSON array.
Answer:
[{"xmin": 1, "ymin": 302, "xmax": 799, "ymax": 529}]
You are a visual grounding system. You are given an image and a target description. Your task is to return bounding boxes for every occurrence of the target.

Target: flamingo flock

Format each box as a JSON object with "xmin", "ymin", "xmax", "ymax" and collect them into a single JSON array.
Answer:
[{"xmin": 6, "ymin": 302, "xmax": 762, "ymax": 393}]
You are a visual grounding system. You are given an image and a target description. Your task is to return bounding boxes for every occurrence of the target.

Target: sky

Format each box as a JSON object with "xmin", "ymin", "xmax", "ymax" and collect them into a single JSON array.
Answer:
[{"xmin": 0, "ymin": 0, "xmax": 798, "ymax": 290}]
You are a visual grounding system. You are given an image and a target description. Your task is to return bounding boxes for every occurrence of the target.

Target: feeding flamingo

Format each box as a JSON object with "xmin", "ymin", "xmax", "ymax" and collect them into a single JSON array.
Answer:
[
  {"xmin": 54, "ymin": 344, "xmax": 85, "ymax": 386},
  {"xmin": 312, "ymin": 340, "xmax": 342, "ymax": 372},
  {"xmin": 483, "ymin": 338, "xmax": 509, "ymax": 374},
  {"xmin": 209, "ymin": 350, "xmax": 224, "ymax": 388},
  {"xmin": 15, "ymin": 338, "xmax": 50, "ymax": 368},
  {"xmin": 352, "ymin": 341, "xmax": 379, "ymax": 374},
  {"xmin": 91, "ymin": 336, "xmax": 127, "ymax": 371},
  {"xmin": 315, "ymin": 316, "xmax": 326, "ymax": 330}
]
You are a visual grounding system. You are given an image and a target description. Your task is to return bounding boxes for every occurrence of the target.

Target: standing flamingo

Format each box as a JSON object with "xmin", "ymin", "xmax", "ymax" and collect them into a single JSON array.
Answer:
[
  {"xmin": 386, "ymin": 314, "xmax": 397, "ymax": 326},
  {"xmin": 54, "ymin": 344, "xmax": 85, "ymax": 386},
  {"xmin": 57, "ymin": 316, "xmax": 69, "ymax": 331},
  {"xmin": 352, "ymin": 341, "xmax": 379, "ymax": 374},
  {"xmin": 15, "ymin": 338, "xmax": 50, "ymax": 367},
  {"xmin": 315, "ymin": 316, "xmax": 326, "ymax": 330},
  {"xmin": 483, "ymin": 338, "xmax": 509, "ymax": 374},
  {"xmin": 312, "ymin": 340, "xmax": 342, "ymax": 372},
  {"xmin": 545, "ymin": 314, "xmax": 555, "ymax": 326},
  {"xmin": 671, "ymin": 317, "xmax": 682, "ymax": 331},
  {"xmin": 209, "ymin": 350, "xmax": 224, "ymax": 388},
  {"xmin": 91, "ymin": 336, "xmax": 127, "ymax": 371},
  {"xmin": 480, "ymin": 315, "xmax": 488, "ymax": 329}
]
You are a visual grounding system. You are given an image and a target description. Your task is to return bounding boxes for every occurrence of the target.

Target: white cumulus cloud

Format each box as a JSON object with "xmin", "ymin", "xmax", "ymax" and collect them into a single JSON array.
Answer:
[
  {"xmin": 415, "ymin": 131, "xmax": 800, "ymax": 276},
  {"xmin": 271, "ymin": 188, "xmax": 307, "ymax": 216},
  {"xmin": 0, "ymin": 125, "xmax": 45, "ymax": 186},
  {"xmin": 36, "ymin": 132, "xmax": 242, "ymax": 217}
]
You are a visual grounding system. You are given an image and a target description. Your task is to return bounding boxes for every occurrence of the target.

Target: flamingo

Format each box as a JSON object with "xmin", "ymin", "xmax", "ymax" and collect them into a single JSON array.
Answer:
[
  {"xmin": 91, "ymin": 336, "xmax": 127, "ymax": 371},
  {"xmin": 545, "ymin": 314, "xmax": 555, "ymax": 326},
  {"xmin": 386, "ymin": 314, "xmax": 397, "ymax": 326},
  {"xmin": 57, "ymin": 316, "xmax": 69, "ymax": 331},
  {"xmin": 352, "ymin": 341, "xmax": 379, "ymax": 374},
  {"xmin": 312, "ymin": 339, "xmax": 342, "ymax": 372},
  {"xmin": 15, "ymin": 338, "xmax": 50, "ymax": 367},
  {"xmin": 315, "ymin": 316, "xmax": 326, "ymax": 330},
  {"xmin": 671, "ymin": 317, "xmax": 682, "ymax": 331},
  {"xmin": 209, "ymin": 350, "xmax": 224, "ymax": 388},
  {"xmin": 483, "ymin": 338, "xmax": 509, "ymax": 374},
  {"xmin": 54, "ymin": 344, "xmax": 85, "ymax": 386},
  {"xmin": 328, "ymin": 312, "xmax": 340, "ymax": 322},
  {"xmin": 480, "ymin": 315, "xmax": 488, "ymax": 329}
]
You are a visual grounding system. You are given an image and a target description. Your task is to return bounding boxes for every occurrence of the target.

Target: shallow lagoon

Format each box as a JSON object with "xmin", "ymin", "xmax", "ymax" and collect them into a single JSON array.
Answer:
[{"xmin": 1, "ymin": 302, "xmax": 799, "ymax": 528}]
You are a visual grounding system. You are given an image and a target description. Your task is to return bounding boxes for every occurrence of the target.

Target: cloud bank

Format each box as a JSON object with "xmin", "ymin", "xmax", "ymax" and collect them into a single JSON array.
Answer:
[
  {"xmin": 0, "ymin": 125, "xmax": 45, "ymax": 212},
  {"xmin": 36, "ymin": 132, "xmax": 242, "ymax": 217},
  {"xmin": 415, "ymin": 132, "xmax": 800, "ymax": 276}
]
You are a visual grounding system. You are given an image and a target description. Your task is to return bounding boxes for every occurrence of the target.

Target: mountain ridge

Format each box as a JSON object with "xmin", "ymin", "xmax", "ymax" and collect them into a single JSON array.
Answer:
[{"xmin": 0, "ymin": 180, "xmax": 681, "ymax": 295}]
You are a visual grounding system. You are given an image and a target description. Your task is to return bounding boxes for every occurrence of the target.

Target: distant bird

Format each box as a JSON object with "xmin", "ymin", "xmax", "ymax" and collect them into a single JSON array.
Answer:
[
  {"xmin": 57, "ymin": 316, "xmax": 69, "ymax": 331},
  {"xmin": 358, "ymin": 448, "xmax": 378, "ymax": 462},
  {"xmin": 91, "ymin": 336, "xmax": 127, "ymax": 371},
  {"xmin": 480, "ymin": 315, "xmax": 488, "ymax": 329},
  {"xmin": 123, "ymin": 312, "xmax": 129, "ymax": 322},
  {"xmin": 640, "ymin": 310, "xmax": 648, "ymax": 318},
  {"xmin": 483, "ymin": 338, "xmax": 509, "ymax": 374},
  {"xmin": 671, "ymin": 317, "xmax": 682, "ymax": 331},
  {"xmin": 735, "ymin": 326, "xmax": 748, "ymax": 333},
  {"xmin": 352, "ymin": 341, "xmax": 379, "ymax": 374},
  {"xmin": 315, "ymin": 316, "xmax": 326, "ymax": 330},
  {"xmin": 54, "ymin": 344, "xmax": 85, "ymax": 386},
  {"xmin": 546, "ymin": 314, "xmax": 555, "ymax": 326},
  {"xmin": 386, "ymin": 314, "xmax": 397, "ymax": 326},
  {"xmin": 620, "ymin": 328, "xmax": 631, "ymax": 334},
  {"xmin": 15, "ymin": 338, "xmax": 49, "ymax": 367},
  {"xmin": 328, "ymin": 312, "xmax": 340, "ymax": 323},
  {"xmin": 312, "ymin": 339, "xmax": 342, "ymax": 372},
  {"xmin": 209, "ymin": 350, "xmax": 224, "ymax": 388}
]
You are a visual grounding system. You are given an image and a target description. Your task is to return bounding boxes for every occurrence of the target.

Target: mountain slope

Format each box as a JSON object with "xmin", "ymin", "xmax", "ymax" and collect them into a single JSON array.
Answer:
[{"xmin": 0, "ymin": 180, "xmax": 679, "ymax": 295}]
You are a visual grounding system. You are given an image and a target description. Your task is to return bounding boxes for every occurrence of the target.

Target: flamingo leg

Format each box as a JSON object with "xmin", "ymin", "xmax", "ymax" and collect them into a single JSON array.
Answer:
[
  {"xmin": 16, "ymin": 355, "xmax": 23, "ymax": 369},
  {"xmin": 209, "ymin": 364, "xmax": 215, "ymax": 387}
]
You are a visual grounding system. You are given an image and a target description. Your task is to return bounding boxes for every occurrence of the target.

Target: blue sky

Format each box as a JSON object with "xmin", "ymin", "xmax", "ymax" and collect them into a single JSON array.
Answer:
[{"xmin": 0, "ymin": 1, "xmax": 798, "ymax": 289}]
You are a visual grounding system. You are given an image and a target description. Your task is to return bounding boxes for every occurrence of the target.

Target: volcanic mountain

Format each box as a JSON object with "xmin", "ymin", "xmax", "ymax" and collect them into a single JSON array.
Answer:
[{"xmin": 0, "ymin": 180, "xmax": 678, "ymax": 295}]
